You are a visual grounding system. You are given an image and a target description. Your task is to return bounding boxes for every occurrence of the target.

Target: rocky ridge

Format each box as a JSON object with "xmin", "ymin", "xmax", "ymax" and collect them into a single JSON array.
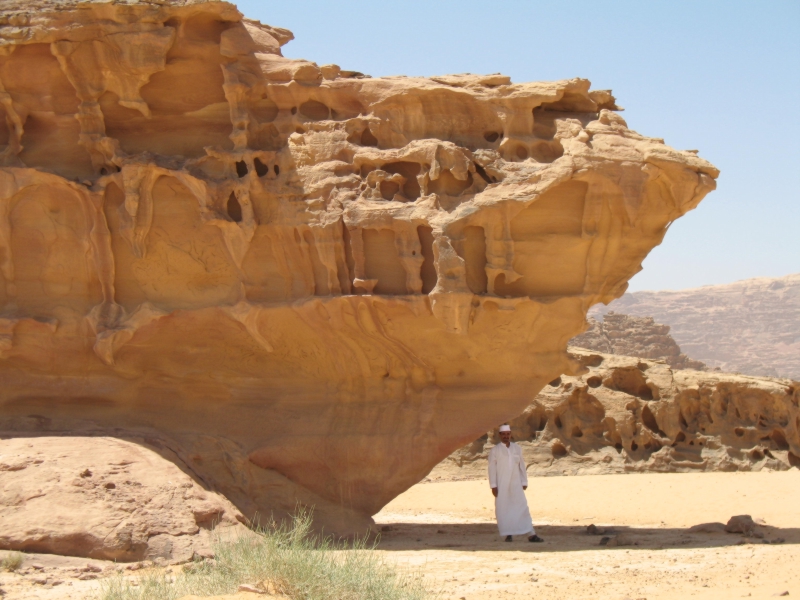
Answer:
[
  {"xmin": 0, "ymin": 0, "xmax": 716, "ymax": 533},
  {"xmin": 571, "ymin": 312, "xmax": 707, "ymax": 370},
  {"xmin": 591, "ymin": 274, "xmax": 800, "ymax": 379},
  {"xmin": 433, "ymin": 349, "xmax": 799, "ymax": 480}
]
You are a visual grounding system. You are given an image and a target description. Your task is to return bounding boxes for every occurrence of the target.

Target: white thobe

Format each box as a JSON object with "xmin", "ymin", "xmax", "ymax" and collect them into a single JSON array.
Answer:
[{"xmin": 488, "ymin": 441, "xmax": 534, "ymax": 536}]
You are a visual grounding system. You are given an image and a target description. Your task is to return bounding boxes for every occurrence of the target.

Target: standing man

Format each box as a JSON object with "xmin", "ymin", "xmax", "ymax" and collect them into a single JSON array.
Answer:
[{"xmin": 488, "ymin": 424, "xmax": 544, "ymax": 542}]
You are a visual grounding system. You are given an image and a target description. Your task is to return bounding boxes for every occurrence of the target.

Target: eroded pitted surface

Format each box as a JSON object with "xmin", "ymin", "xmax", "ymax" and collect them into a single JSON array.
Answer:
[
  {"xmin": 0, "ymin": 0, "xmax": 717, "ymax": 532},
  {"xmin": 434, "ymin": 350, "xmax": 800, "ymax": 479}
]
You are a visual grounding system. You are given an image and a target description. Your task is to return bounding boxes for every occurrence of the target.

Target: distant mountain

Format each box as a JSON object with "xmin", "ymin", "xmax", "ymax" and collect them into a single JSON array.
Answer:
[
  {"xmin": 571, "ymin": 312, "xmax": 708, "ymax": 371},
  {"xmin": 589, "ymin": 274, "xmax": 800, "ymax": 379}
]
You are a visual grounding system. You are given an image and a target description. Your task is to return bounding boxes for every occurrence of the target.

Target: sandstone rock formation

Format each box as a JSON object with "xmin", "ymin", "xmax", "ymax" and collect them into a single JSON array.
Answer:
[
  {"xmin": 0, "ymin": 0, "xmax": 718, "ymax": 534},
  {"xmin": 571, "ymin": 312, "xmax": 707, "ymax": 370},
  {"xmin": 432, "ymin": 349, "xmax": 800, "ymax": 480},
  {"xmin": 0, "ymin": 436, "xmax": 244, "ymax": 562},
  {"xmin": 591, "ymin": 274, "xmax": 800, "ymax": 379}
]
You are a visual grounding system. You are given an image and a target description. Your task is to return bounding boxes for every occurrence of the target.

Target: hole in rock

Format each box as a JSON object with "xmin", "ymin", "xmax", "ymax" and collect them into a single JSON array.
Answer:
[
  {"xmin": 551, "ymin": 442, "xmax": 568, "ymax": 458},
  {"xmin": 532, "ymin": 107, "xmax": 558, "ymax": 140},
  {"xmin": 549, "ymin": 377, "xmax": 562, "ymax": 387},
  {"xmin": 789, "ymin": 452, "xmax": 800, "ymax": 468},
  {"xmin": 529, "ymin": 139, "xmax": 564, "ymax": 163},
  {"xmin": 641, "ymin": 405, "xmax": 666, "ymax": 437},
  {"xmin": 428, "ymin": 170, "xmax": 473, "ymax": 196},
  {"xmin": 630, "ymin": 441, "xmax": 638, "ymax": 452},
  {"xmin": 235, "ymin": 160, "xmax": 248, "ymax": 177},
  {"xmin": 363, "ymin": 228, "xmax": 407, "ymax": 295},
  {"xmin": 515, "ymin": 145, "xmax": 529, "ymax": 160},
  {"xmin": 483, "ymin": 131, "xmax": 500, "ymax": 143},
  {"xmin": 571, "ymin": 426, "xmax": 583, "ymax": 438},
  {"xmin": 584, "ymin": 354, "xmax": 604, "ymax": 367},
  {"xmin": 382, "ymin": 162, "xmax": 421, "ymax": 199},
  {"xmin": 463, "ymin": 225, "xmax": 488, "ymax": 294},
  {"xmin": 227, "ymin": 192, "xmax": 242, "ymax": 222},
  {"xmin": 254, "ymin": 158, "xmax": 269, "ymax": 177},
  {"xmin": 182, "ymin": 13, "xmax": 230, "ymax": 43},
  {"xmin": 554, "ymin": 415, "xmax": 563, "ymax": 429},
  {"xmin": 674, "ymin": 432, "xmax": 686, "ymax": 444},
  {"xmin": 734, "ymin": 427, "xmax": 745, "ymax": 437},
  {"xmin": 250, "ymin": 97, "xmax": 279, "ymax": 122},
  {"xmin": 679, "ymin": 412, "xmax": 689, "ymax": 429},
  {"xmin": 610, "ymin": 367, "xmax": 653, "ymax": 400},
  {"xmin": 587, "ymin": 376, "xmax": 602, "ymax": 388},
  {"xmin": 380, "ymin": 179, "xmax": 400, "ymax": 200},
  {"xmin": 291, "ymin": 106, "xmax": 297, "ymax": 115},
  {"xmin": 763, "ymin": 448, "xmax": 775, "ymax": 459},
  {"xmin": 360, "ymin": 127, "xmax": 378, "ymax": 146},
  {"xmin": 299, "ymin": 100, "xmax": 330, "ymax": 120},
  {"xmin": 417, "ymin": 225, "xmax": 437, "ymax": 294},
  {"xmin": 274, "ymin": 164, "xmax": 280, "ymax": 176},
  {"xmin": 473, "ymin": 162, "xmax": 494, "ymax": 184},
  {"xmin": 749, "ymin": 449, "xmax": 764, "ymax": 461},
  {"xmin": 532, "ymin": 413, "xmax": 547, "ymax": 432},
  {"xmin": 771, "ymin": 429, "xmax": 789, "ymax": 450},
  {"xmin": 614, "ymin": 443, "xmax": 623, "ymax": 453},
  {"xmin": 100, "ymin": 167, "xmax": 108, "ymax": 175}
]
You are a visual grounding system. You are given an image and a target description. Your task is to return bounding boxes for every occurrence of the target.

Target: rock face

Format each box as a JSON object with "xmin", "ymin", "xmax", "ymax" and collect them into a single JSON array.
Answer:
[
  {"xmin": 0, "ymin": 0, "xmax": 717, "ymax": 532},
  {"xmin": 0, "ymin": 436, "xmax": 244, "ymax": 562},
  {"xmin": 591, "ymin": 274, "xmax": 800, "ymax": 379},
  {"xmin": 571, "ymin": 312, "xmax": 707, "ymax": 370},
  {"xmin": 433, "ymin": 350, "xmax": 800, "ymax": 480}
]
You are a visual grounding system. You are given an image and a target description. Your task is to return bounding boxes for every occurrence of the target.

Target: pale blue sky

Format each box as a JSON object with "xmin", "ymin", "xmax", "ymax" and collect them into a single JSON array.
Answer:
[{"xmin": 236, "ymin": 0, "xmax": 799, "ymax": 292}]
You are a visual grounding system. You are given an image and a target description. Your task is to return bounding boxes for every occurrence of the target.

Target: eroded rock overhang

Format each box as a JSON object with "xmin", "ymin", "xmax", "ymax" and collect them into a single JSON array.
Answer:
[{"xmin": 0, "ymin": 0, "xmax": 718, "ymax": 530}]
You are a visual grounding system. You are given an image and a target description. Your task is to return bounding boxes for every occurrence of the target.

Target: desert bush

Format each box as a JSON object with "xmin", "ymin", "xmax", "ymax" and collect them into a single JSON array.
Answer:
[
  {"xmin": 1, "ymin": 551, "xmax": 24, "ymax": 572},
  {"xmin": 97, "ymin": 509, "xmax": 433, "ymax": 600}
]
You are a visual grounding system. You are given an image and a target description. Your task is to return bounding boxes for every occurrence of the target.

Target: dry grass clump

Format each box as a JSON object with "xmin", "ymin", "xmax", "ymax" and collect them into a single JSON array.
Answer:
[
  {"xmin": 1, "ymin": 551, "xmax": 24, "ymax": 572},
  {"xmin": 98, "ymin": 510, "xmax": 433, "ymax": 600}
]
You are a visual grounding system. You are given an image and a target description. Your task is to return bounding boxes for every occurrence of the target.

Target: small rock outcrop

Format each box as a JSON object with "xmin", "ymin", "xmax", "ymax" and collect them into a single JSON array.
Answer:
[
  {"xmin": 434, "ymin": 349, "xmax": 800, "ymax": 479},
  {"xmin": 0, "ymin": 0, "xmax": 717, "ymax": 532},
  {"xmin": 0, "ymin": 436, "xmax": 244, "ymax": 562},
  {"xmin": 571, "ymin": 312, "xmax": 707, "ymax": 370},
  {"xmin": 592, "ymin": 273, "xmax": 800, "ymax": 379}
]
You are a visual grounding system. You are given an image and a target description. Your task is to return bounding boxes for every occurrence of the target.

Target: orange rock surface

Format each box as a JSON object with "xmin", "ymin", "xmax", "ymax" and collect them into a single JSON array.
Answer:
[{"xmin": 0, "ymin": 0, "xmax": 717, "ymax": 532}]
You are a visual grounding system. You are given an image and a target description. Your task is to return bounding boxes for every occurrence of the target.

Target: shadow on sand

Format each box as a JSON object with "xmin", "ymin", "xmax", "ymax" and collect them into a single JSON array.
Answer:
[{"xmin": 375, "ymin": 522, "xmax": 800, "ymax": 553}]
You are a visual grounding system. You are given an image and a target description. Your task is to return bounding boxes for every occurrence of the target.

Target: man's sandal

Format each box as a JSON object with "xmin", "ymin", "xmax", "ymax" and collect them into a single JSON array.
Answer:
[{"xmin": 528, "ymin": 535, "xmax": 544, "ymax": 543}]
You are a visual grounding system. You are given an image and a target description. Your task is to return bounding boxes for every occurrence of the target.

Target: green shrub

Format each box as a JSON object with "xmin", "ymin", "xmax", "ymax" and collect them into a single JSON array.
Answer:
[
  {"xmin": 98, "ymin": 509, "xmax": 434, "ymax": 600},
  {"xmin": 1, "ymin": 551, "xmax": 24, "ymax": 572}
]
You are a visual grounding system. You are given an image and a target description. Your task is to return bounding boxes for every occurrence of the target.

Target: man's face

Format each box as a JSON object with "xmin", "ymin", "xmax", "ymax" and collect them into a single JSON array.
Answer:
[{"xmin": 499, "ymin": 430, "xmax": 512, "ymax": 445}]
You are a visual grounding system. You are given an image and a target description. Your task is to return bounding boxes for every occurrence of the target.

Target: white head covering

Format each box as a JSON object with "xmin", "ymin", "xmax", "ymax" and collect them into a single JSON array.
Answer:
[{"xmin": 499, "ymin": 424, "xmax": 511, "ymax": 433}]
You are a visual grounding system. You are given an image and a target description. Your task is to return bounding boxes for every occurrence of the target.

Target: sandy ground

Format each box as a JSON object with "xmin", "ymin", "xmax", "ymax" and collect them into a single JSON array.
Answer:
[
  {"xmin": 1, "ymin": 471, "xmax": 798, "ymax": 600},
  {"xmin": 373, "ymin": 471, "xmax": 800, "ymax": 600}
]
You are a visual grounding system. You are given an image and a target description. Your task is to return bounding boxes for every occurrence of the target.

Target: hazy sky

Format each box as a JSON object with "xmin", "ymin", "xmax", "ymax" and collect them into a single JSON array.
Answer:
[{"xmin": 236, "ymin": 0, "xmax": 799, "ymax": 292}]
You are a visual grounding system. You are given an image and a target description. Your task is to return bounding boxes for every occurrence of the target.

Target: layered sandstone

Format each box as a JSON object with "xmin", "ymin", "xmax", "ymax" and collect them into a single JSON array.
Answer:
[
  {"xmin": 0, "ymin": 436, "xmax": 244, "ymax": 562},
  {"xmin": 433, "ymin": 349, "xmax": 800, "ymax": 480},
  {"xmin": 571, "ymin": 312, "xmax": 707, "ymax": 370},
  {"xmin": 591, "ymin": 274, "xmax": 800, "ymax": 379},
  {"xmin": 0, "ymin": 0, "xmax": 717, "ymax": 535}
]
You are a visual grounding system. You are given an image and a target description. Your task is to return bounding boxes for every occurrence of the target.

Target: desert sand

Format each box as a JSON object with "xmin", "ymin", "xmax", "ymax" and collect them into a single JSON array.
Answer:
[
  {"xmin": 372, "ymin": 471, "xmax": 800, "ymax": 600},
  {"xmin": 1, "ymin": 471, "xmax": 797, "ymax": 599}
]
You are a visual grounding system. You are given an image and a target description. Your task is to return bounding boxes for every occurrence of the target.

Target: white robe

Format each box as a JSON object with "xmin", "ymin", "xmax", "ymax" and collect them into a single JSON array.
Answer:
[{"xmin": 488, "ymin": 441, "xmax": 534, "ymax": 536}]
